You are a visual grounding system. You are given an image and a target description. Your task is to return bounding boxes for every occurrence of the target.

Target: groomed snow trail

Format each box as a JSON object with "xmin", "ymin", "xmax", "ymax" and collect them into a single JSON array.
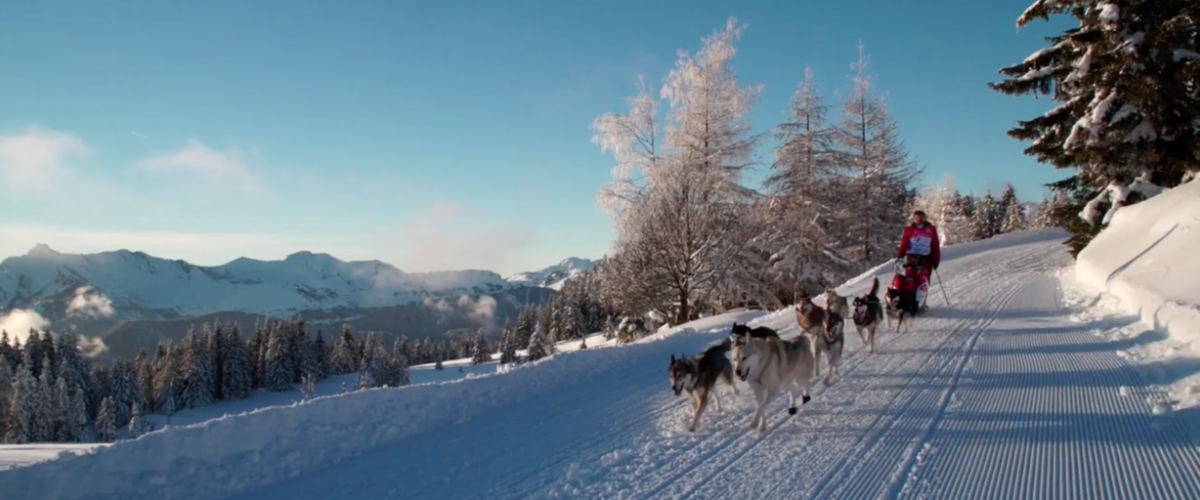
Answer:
[{"xmin": 227, "ymin": 233, "xmax": 1200, "ymax": 500}]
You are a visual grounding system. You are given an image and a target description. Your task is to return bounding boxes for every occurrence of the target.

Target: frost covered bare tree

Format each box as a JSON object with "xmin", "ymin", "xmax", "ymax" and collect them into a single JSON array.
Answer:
[
  {"xmin": 761, "ymin": 66, "xmax": 855, "ymax": 296},
  {"xmin": 592, "ymin": 77, "xmax": 662, "ymax": 221},
  {"xmin": 592, "ymin": 18, "xmax": 767, "ymax": 322},
  {"xmin": 988, "ymin": 0, "xmax": 1199, "ymax": 255},
  {"xmin": 835, "ymin": 43, "xmax": 921, "ymax": 265}
]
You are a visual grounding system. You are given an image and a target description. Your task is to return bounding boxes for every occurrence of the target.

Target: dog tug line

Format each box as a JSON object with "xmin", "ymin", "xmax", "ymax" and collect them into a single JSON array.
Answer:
[{"xmin": 668, "ymin": 272, "xmax": 944, "ymax": 434}]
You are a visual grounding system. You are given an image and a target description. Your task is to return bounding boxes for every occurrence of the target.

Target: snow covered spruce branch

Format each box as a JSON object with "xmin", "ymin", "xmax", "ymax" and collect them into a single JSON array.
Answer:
[{"xmin": 1079, "ymin": 171, "xmax": 1166, "ymax": 226}]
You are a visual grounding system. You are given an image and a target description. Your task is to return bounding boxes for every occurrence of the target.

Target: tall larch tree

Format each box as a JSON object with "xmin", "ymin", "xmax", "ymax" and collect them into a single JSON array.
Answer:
[
  {"xmin": 835, "ymin": 43, "xmax": 921, "ymax": 266},
  {"xmin": 596, "ymin": 17, "xmax": 766, "ymax": 322},
  {"xmin": 763, "ymin": 65, "xmax": 853, "ymax": 293}
]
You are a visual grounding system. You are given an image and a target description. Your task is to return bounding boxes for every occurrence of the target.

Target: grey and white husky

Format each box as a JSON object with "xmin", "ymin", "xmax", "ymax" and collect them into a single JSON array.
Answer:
[
  {"xmin": 815, "ymin": 311, "xmax": 845, "ymax": 386},
  {"xmin": 732, "ymin": 336, "xmax": 816, "ymax": 433},
  {"xmin": 852, "ymin": 277, "xmax": 887, "ymax": 354},
  {"xmin": 669, "ymin": 339, "xmax": 739, "ymax": 432}
]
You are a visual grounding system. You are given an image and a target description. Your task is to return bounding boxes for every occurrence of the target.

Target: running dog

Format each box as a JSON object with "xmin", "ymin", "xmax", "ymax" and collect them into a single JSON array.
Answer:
[
  {"xmin": 729, "ymin": 322, "xmax": 780, "ymax": 347},
  {"xmin": 732, "ymin": 336, "xmax": 816, "ymax": 433},
  {"xmin": 795, "ymin": 291, "xmax": 827, "ymax": 373},
  {"xmin": 668, "ymin": 339, "xmax": 739, "ymax": 432},
  {"xmin": 822, "ymin": 287, "xmax": 850, "ymax": 319},
  {"xmin": 852, "ymin": 277, "xmax": 887, "ymax": 353},
  {"xmin": 815, "ymin": 311, "xmax": 845, "ymax": 386}
]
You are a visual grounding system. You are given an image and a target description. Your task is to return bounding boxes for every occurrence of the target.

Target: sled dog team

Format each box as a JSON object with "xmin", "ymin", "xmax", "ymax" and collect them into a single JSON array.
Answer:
[
  {"xmin": 668, "ymin": 209, "xmax": 940, "ymax": 433},
  {"xmin": 667, "ymin": 277, "xmax": 888, "ymax": 433}
]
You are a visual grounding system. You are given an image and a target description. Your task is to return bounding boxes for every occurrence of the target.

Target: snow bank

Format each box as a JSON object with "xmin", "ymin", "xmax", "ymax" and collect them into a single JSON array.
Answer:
[
  {"xmin": 1075, "ymin": 178, "xmax": 1200, "ymax": 348},
  {"xmin": 0, "ymin": 310, "xmax": 763, "ymax": 500}
]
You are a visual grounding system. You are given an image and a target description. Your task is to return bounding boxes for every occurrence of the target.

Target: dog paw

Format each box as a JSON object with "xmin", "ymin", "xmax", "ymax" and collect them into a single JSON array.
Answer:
[
  {"xmin": 802, "ymin": 395, "xmax": 811, "ymax": 404},
  {"xmin": 788, "ymin": 407, "xmax": 797, "ymax": 415}
]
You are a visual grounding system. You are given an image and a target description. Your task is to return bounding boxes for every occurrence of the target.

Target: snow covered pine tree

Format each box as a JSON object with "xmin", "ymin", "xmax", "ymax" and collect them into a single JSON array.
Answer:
[{"xmin": 989, "ymin": 0, "xmax": 1200, "ymax": 255}]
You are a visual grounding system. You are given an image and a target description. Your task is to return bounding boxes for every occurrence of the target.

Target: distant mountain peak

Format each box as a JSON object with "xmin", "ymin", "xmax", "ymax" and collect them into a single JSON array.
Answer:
[
  {"xmin": 27, "ymin": 243, "xmax": 58, "ymax": 256},
  {"xmin": 506, "ymin": 257, "xmax": 597, "ymax": 290}
]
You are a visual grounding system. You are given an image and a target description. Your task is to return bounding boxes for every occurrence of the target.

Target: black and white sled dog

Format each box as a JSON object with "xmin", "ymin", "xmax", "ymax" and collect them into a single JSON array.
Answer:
[
  {"xmin": 729, "ymin": 322, "xmax": 780, "ymax": 347},
  {"xmin": 814, "ymin": 311, "xmax": 845, "ymax": 386},
  {"xmin": 669, "ymin": 339, "xmax": 739, "ymax": 432},
  {"xmin": 732, "ymin": 336, "xmax": 816, "ymax": 433},
  {"xmin": 852, "ymin": 277, "xmax": 887, "ymax": 354}
]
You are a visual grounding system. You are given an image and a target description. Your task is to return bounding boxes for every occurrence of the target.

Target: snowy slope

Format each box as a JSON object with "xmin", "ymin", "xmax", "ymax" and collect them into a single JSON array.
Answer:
[
  {"xmin": 505, "ymin": 257, "xmax": 596, "ymax": 290},
  {"xmin": 4, "ymin": 230, "xmax": 1200, "ymax": 500},
  {"xmin": 1074, "ymin": 177, "xmax": 1200, "ymax": 348},
  {"xmin": 1069, "ymin": 177, "xmax": 1200, "ymax": 413},
  {"xmin": 0, "ymin": 245, "xmax": 517, "ymax": 319},
  {"xmin": 0, "ymin": 331, "xmax": 620, "ymax": 472}
]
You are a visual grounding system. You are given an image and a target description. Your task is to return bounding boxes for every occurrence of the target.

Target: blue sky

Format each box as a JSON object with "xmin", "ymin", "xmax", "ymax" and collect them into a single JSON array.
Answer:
[{"xmin": 0, "ymin": 0, "xmax": 1070, "ymax": 275}]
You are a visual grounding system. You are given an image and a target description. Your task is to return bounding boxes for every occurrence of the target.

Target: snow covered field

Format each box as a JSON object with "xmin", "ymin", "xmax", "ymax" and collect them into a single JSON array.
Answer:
[
  {"xmin": 0, "ymin": 330, "xmax": 618, "ymax": 471},
  {"xmin": 3, "ymin": 229, "xmax": 1199, "ymax": 500}
]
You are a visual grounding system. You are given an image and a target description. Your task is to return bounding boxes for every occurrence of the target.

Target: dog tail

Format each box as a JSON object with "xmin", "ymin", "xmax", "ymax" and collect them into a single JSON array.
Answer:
[{"xmin": 868, "ymin": 276, "xmax": 879, "ymax": 297}]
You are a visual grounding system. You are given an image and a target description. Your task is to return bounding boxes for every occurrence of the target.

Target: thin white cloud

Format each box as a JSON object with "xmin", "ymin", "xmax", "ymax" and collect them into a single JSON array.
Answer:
[
  {"xmin": 380, "ymin": 202, "xmax": 536, "ymax": 274},
  {"xmin": 139, "ymin": 139, "xmax": 262, "ymax": 194},
  {"xmin": 0, "ymin": 126, "xmax": 90, "ymax": 192},
  {"xmin": 131, "ymin": 131, "xmax": 155, "ymax": 140}
]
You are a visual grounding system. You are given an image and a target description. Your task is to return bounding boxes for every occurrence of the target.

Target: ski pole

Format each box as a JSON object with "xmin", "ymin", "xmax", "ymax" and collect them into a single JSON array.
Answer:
[{"xmin": 934, "ymin": 268, "xmax": 951, "ymax": 306}]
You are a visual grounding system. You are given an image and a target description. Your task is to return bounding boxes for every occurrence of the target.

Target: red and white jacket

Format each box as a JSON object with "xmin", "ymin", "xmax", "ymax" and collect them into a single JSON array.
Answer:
[{"xmin": 897, "ymin": 222, "xmax": 940, "ymax": 265}]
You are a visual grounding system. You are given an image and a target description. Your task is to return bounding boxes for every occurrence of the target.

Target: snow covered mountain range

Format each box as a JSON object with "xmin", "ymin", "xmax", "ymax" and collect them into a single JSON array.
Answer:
[
  {"xmin": 503, "ymin": 257, "xmax": 597, "ymax": 290},
  {"xmin": 0, "ymin": 245, "xmax": 591, "ymax": 358}
]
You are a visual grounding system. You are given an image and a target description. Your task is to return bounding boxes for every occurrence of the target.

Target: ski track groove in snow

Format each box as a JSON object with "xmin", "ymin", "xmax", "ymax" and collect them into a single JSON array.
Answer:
[
  {"xmin": 882, "ymin": 278, "xmax": 1028, "ymax": 500},
  {"xmin": 813, "ymin": 262, "xmax": 1029, "ymax": 500},
  {"xmin": 892, "ymin": 272, "xmax": 1200, "ymax": 498}
]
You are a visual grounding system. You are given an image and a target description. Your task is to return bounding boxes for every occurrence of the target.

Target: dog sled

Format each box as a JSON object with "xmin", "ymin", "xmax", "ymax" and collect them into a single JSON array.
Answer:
[{"xmin": 885, "ymin": 255, "xmax": 930, "ymax": 319}]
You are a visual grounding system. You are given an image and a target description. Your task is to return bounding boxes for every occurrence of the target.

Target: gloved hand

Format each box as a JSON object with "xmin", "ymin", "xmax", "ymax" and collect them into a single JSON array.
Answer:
[{"xmin": 933, "ymin": 261, "xmax": 939, "ymax": 270}]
